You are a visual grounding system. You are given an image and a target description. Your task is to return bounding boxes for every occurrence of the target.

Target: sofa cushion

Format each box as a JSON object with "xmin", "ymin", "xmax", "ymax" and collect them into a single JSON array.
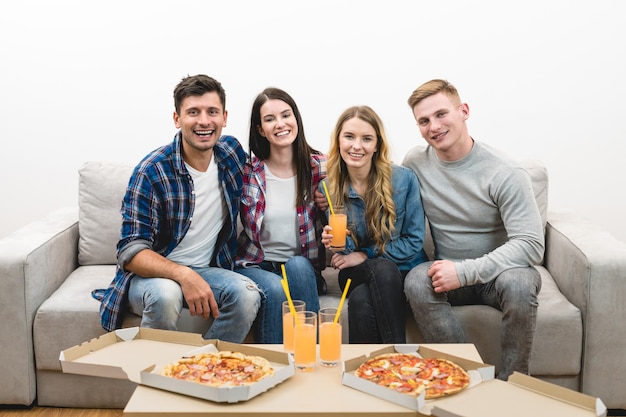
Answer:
[
  {"xmin": 78, "ymin": 161, "xmax": 133, "ymax": 265},
  {"xmin": 34, "ymin": 265, "xmax": 114, "ymax": 371},
  {"xmin": 530, "ymin": 266, "xmax": 582, "ymax": 375}
]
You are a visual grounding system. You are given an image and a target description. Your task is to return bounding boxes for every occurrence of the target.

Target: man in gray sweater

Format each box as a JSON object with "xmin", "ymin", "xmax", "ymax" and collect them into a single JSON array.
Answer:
[{"xmin": 402, "ymin": 79, "xmax": 545, "ymax": 380}]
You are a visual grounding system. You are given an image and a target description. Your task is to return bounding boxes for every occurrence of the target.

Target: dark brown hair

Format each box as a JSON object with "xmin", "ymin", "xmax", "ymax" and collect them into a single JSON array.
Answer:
[
  {"xmin": 248, "ymin": 87, "xmax": 320, "ymax": 206},
  {"xmin": 173, "ymin": 74, "xmax": 226, "ymax": 114}
]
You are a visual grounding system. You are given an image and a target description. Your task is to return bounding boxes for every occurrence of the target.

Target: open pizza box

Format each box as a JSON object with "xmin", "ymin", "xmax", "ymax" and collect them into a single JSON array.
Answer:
[
  {"xmin": 59, "ymin": 327, "xmax": 295, "ymax": 403},
  {"xmin": 341, "ymin": 344, "xmax": 606, "ymax": 417},
  {"xmin": 342, "ymin": 344, "xmax": 493, "ymax": 412}
]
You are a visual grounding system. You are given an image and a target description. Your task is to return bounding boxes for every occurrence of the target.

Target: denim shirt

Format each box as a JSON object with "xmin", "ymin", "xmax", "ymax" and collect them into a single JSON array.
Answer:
[{"xmin": 320, "ymin": 164, "xmax": 428, "ymax": 271}]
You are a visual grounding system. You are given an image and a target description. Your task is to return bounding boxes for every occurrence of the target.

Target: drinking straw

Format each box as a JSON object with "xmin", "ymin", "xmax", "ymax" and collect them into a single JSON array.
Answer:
[
  {"xmin": 281, "ymin": 280, "xmax": 301, "ymax": 327},
  {"xmin": 280, "ymin": 264, "xmax": 292, "ymax": 300},
  {"xmin": 333, "ymin": 278, "xmax": 351, "ymax": 324},
  {"xmin": 281, "ymin": 265, "xmax": 301, "ymax": 326},
  {"xmin": 322, "ymin": 181, "xmax": 335, "ymax": 216}
]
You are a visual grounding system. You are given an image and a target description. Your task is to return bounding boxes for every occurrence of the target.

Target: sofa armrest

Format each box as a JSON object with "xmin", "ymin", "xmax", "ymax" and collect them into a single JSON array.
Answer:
[
  {"xmin": 544, "ymin": 210, "xmax": 626, "ymax": 408},
  {"xmin": 0, "ymin": 207, "xmax": 79, "ymax": 405}
]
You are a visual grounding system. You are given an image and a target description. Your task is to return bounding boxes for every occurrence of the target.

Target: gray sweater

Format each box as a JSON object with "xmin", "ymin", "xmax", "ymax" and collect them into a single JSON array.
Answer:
[{"xmin": 402, "ymin": 142, "xmax": 544, "ymax": 286}]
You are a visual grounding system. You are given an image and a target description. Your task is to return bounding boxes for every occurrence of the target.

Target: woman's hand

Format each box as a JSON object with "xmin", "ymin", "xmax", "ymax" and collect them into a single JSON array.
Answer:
[
  {"xmin": 321, "ymin": 225, "xmax": 333, "ymax": 249},
  {"xmin": 314, "ymin": 189, "xmax": 329, "ymax": 211},
  {"xmin": 330, "ymin": 251, "xmax": 366, "ymax": 270},
  {"xmin": 322, "ymin": 224, "xmax": 351, "ymax": 253}
]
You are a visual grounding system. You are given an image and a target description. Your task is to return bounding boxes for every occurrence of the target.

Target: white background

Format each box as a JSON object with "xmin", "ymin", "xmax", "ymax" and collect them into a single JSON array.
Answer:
[{"xmin": 1, "ymin": 0, "xmax": 625, "ymax": 243}]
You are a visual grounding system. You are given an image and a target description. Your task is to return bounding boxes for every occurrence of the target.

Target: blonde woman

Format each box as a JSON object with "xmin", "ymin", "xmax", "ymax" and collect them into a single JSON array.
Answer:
[{"xmin": 320, "ymin": 106, "xmax": 428, "ymax": 343}]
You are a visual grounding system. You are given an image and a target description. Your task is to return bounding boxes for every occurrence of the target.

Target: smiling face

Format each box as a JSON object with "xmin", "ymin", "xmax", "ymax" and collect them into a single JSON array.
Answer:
[
  {"xmin": 338, "ymin": 116, "xmax": 378, "ymax": 173},
  {"xmin": 412, "ymin": 91, "xmax": 471, "ymax": 161},
  {"xmin": 173, "ymin": 91, "xmax": 228, "ymax": 155},
  {"xmin": 258, "ymin": 99, "xmax": 298, "ymax": 150}
]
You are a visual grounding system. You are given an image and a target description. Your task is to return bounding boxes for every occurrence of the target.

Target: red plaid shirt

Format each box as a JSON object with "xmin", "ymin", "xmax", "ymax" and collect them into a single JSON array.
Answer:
[{"xmin": 236, "ymin": 154, "xmax": 327, "ymax": 271}]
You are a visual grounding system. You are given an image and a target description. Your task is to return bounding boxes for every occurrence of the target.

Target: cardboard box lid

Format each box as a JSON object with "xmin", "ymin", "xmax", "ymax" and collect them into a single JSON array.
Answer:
[
  {"xmin": 428, "ymin": 372, "xmax": 607, "ymax": 417},
  {"xmin": 60, "ymin": 327, "xmax": 211, "ymax": 382},
  {"xmin": 60, "ymin": 327, "xmax": 295, "ymax": 403}
]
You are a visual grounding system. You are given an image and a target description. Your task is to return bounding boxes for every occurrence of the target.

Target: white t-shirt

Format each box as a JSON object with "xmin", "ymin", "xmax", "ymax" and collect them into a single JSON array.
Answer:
[
  {"xmin": 167, "ymin": 158, "xmax": 226, "ymax": 267},
  {"xmin": 260, "ymin": 166, "xmax": 298, "ymax": 262}
]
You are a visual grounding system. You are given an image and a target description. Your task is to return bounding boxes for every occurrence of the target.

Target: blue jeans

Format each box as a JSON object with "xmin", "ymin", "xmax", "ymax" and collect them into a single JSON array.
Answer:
[
  {"xmin": 339, "ymin": 258, "xmax": 407, "ymax": 344},
  {"xmin": 236, "ymin": 256, "xmax": 320, "ymax": 344},
  {"xmin": 127, "ymin": 266, "xmax": 261, "ymax": 343},
  {"xmin": 404, "ymin": 262, "xmax": 541, "ymax": 379}
]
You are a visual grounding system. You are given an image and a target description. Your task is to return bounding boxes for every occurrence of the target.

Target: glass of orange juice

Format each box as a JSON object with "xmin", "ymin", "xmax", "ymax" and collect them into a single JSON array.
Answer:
[
  {"xmin": 293, "ymin": 311, "xmax": 317, "ymax": 372},
  {"xmin": 282, "ymin": 300, "xmax": 305, "ymax": 353},
  {"xmin": 329, "ymin": 206, "xmax": 347, "ymax": 251},
  {"xmin": 319, "ymin": 307, "xmax": 342, "ymax": 367}
]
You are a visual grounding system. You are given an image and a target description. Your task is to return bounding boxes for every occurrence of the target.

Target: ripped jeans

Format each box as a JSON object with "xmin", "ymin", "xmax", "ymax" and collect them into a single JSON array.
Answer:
[
  {"xmin": 236, "ymin": 256, "xmax": 320, "ymax": 344},
  {"xmin": 128, "ymin": 266, "xmax": 261, "ymax": 343}
]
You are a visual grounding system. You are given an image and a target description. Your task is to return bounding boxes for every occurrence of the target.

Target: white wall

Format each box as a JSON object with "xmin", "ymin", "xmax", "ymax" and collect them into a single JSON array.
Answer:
[{"xmin": 2, "ymin": 0, "xmax": 625, "ymax": 243}]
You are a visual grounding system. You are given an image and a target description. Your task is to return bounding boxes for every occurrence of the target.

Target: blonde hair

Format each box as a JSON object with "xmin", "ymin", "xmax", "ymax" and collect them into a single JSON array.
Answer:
[
  {"xmin": 407, "ymin": 79, "xmax": 462, "ymax": 109},
  {"xmin": 327, "ymin": 106, "xmax": 396, "ymax": 254}
]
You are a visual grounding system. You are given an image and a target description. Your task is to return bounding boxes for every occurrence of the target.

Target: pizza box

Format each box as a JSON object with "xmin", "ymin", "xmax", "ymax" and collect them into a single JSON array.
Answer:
[
  {"xmin": 59, "ymin": 327, "xmax": 295, "ymax": 403},
  {"xmin": 341, "ymin": 344, "xmax": 494, "ymax": 412},
  {"xmin": 341, "ymin": 344, "xmax": 606, "ymax": 417}
]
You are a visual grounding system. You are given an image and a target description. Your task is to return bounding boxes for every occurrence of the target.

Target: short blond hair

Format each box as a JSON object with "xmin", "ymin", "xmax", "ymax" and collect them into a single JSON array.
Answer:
[{"xmin": 407, "ymin": 79, "xmax": 461, "ymax": 109}]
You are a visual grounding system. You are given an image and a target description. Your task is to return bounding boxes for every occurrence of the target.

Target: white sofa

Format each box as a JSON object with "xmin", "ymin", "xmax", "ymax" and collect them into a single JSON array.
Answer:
[{"xmin": 1, "ymin": 160, "xmax": 626, "ymax": 409}]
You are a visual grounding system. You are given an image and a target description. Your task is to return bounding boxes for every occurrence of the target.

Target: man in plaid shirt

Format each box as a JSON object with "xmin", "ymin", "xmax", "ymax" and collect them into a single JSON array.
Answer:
[{"xmin": 94, "ymin": 74, "xmax": 261, "ymax": 342}]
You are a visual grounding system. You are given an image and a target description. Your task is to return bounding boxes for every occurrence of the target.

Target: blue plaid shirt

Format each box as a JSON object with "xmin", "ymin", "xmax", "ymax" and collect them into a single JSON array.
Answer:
[{"xmin": 93, "ymin": 131, "xmax": 246, "ymax": 331}]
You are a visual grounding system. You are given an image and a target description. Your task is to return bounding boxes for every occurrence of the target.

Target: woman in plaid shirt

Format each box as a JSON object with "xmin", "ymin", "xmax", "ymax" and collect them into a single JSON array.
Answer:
[{"xmin": 235, "ymin": 88, "xmax": 327, "ymax": 344}]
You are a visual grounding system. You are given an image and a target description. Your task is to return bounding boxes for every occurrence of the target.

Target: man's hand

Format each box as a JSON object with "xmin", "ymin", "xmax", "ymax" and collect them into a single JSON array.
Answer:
[
  {"xmin": 314, "ymin": 189, "xmax": 329, "ymax": 211},
  {"xmin": 177, "ymin": 268, "xmax": 219, "ymax": 320},
  {"xmin": 126, "ymin": 250, "xmax": 219, "ymax": 320},
  {"xmin": 427, "ymin": 260, "xmax": 461, "ymax": 293}
]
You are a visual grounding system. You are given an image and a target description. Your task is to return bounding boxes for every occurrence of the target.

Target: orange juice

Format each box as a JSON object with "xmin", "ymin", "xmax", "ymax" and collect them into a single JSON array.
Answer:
[
  {"xmin": 294, "ymin": 323, "xmax": 316, "ymax": 370},
  {"xmin": 319, "ymin": 322, "xmax": 341, "ymax": 366},
  {"xmin": 329, "ymin": 210, "xmax": 347, "ymax": 250},
  {"xmin": 282, "ymin": 312, "xmax": 296, "ymax": 352},
  {"xmin": 282, "ymin": 300, "xmax": 305, "ymax": 353},
  {"xmin": 293, "ymin": 311, "xmax": 317, "ymax": 371}
]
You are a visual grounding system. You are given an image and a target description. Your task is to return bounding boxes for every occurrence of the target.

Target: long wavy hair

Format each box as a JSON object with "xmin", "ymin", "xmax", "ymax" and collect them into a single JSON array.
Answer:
[
  {"xmin": 248, "ymin": 87, "xmax": 321, "ymax": 206},
  {"xmin": 326, "ymin": 106, "xmax": 396, "ymax": 254}
]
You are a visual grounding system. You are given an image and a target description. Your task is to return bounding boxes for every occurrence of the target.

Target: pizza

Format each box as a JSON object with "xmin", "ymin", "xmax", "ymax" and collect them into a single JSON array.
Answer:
[
  {"xmin": 354, "ymin": 353, "xmax": 470, "ymax": 399},
  {"xmin": 160, "ymin": 351, "xmax": 274, "ymax": 387}
]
